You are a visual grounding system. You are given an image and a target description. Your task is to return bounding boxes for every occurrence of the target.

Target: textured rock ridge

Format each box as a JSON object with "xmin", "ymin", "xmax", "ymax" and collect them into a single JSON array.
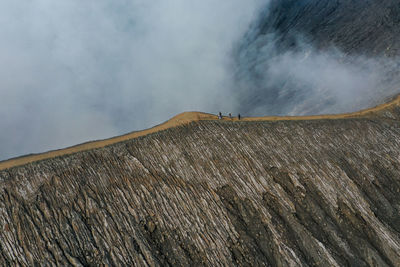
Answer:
[
  {"xmin": 258, "ymin": 0, "xmax": 400, "ymax": 56},
  {"xmin": 1, "ymin": 102, "xmax": 400, "ymax": 266}
]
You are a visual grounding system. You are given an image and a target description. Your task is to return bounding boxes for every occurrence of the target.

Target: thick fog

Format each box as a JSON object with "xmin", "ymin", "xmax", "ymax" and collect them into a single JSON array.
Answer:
[
  {"xmin": 234, "ymin": 33, "xmax": 400, "ymax": 116},
  {"xmin": 0, "ymin": 0, "xmax": 265, "ymax": 160},
  {"xmin": 1, "ymin": 0, "xmax": 399, "ymax": 160}
]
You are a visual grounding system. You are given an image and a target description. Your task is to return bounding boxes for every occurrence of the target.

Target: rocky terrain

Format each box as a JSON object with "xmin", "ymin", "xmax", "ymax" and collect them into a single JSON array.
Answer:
[
  {"xmin": 1, "ymin": 0, "xmax": 400, "ymax": 266},
  {"xmin": 256, "ymin": 0, "xmax": 400, "ymax": 56},
  {"xmin": 1, "ymin": 97, "xmax": 400, "ymax": 266},
  {"xmin": 233, "ymin": 0, "xmax": 400, "ymax": 116}
]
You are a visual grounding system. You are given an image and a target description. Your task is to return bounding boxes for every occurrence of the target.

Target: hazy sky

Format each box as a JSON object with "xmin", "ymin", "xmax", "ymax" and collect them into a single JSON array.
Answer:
[{"xmin": 0, "ymin": 0, "xmax": 265, "ymax": 160}]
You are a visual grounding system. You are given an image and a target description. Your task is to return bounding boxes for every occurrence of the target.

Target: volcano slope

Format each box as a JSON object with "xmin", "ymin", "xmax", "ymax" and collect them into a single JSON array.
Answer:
[
  {"xmin": 256, "ymin": 0, "xmax": 400, "ymax": 56},
  {"xmin": 1, "ymin": 97, "xmax": 400, "ymax": 266},
  {"xmin": 234, "ymin": 0, "xmax": 400, "ymax": 116}
]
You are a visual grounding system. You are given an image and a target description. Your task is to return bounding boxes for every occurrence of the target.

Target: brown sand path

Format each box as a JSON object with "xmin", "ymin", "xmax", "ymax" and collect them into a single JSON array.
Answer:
[{"xmin": 1, "ymin": 95, "xmax": 399, "ymax": 171}]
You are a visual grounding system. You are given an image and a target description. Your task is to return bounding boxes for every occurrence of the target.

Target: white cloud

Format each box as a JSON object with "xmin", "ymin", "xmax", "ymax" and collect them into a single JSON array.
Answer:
[{"xmin": 0, "ymin": 0, "xmax": 265, "ymax": 159}]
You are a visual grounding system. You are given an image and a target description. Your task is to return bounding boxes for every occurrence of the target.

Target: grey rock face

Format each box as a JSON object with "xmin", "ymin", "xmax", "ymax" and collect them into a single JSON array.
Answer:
[
  {"xmin": 233, "ymin": 0, "xmax": 400, "ymax": 116},
  {"xmin": 1, "ymin": 107, "xmax": 400, "ymax": 266},
  {"xmin": 257, "ymin": 0, "xmax": 400, "ymax": 56}
]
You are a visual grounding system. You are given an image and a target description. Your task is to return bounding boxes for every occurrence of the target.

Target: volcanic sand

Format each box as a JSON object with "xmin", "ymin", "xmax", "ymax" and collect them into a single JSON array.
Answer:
[{"xmin": 1, "ymin": 95, "xmax": 400, "ymax": 171}]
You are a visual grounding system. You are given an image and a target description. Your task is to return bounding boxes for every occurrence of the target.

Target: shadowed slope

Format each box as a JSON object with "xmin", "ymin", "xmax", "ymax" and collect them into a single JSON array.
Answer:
[
  {"xmin": 233, "ymin": 0, "xmax": 400, "ymax": 116},
  {"xmin": 1, "ymin": 95, "xmax": 400, "ymax": 171},
  {"xmin": 1, "ymin": 97, "xmax": 400, "ymax": 265}
]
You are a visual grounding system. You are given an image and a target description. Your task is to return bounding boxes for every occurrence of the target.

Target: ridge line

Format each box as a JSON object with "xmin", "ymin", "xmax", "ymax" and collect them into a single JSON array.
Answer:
[{"xmin": 1, "ymin": 95, "xmax": 399, "ymax": 171}]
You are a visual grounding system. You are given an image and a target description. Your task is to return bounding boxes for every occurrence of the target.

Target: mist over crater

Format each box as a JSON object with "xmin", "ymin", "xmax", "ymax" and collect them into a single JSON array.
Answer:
[
  {"xmin": 1, "ymin": 0, "xmax": 399, "ymax": 160},
  {"xmin": 232, "ymin": 0, "xmax": 400, "ymax": 116}
]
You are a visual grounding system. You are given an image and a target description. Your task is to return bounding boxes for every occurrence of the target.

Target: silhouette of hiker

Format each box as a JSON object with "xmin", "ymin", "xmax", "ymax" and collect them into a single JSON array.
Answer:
[
  {"xmin": 238, "ymin": 113, "xmax": 241, "ymax": 120},
  {"xmin": 229, "ymin": 113, "xmax": 232, "ymax": 119},
  {"xmin": 218, "ymin": 112, "xmax": 222, "ymax": 120}
]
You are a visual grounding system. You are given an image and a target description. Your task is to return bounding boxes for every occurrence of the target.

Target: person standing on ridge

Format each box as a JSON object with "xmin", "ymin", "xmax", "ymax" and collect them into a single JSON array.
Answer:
[
  {"xmin": 229, "ymin": 113, "xmax": 232, "ymax": 119},
  {"xmin": 238, "ymin": 113, "xmax": 241, "ymax": 120},
  {"xmin": 218, "ymin": 112, "xmax": 222, "ymax": 120}
]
